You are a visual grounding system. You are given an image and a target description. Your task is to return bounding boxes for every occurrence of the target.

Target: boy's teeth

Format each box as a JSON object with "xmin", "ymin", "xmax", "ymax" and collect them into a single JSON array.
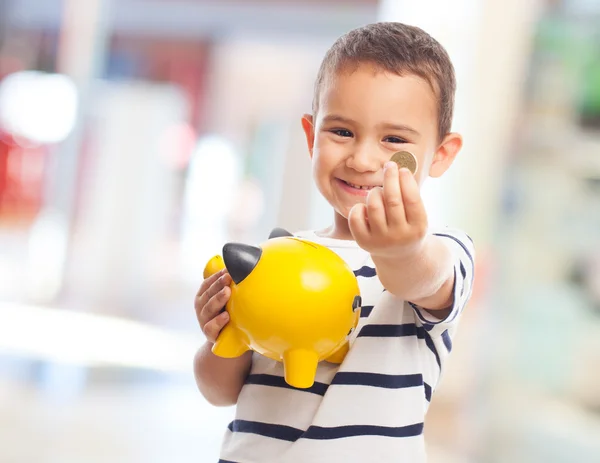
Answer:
[{"xmin": 345, "ymin": 181, "xmax": 372, "ymax": 190}]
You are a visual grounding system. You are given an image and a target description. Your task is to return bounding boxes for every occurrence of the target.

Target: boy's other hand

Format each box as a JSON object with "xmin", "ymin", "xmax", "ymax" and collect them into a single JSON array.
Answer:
[
  {"xmin": 349, "ymin": 161, "xmax": 428, "ymax": 260},
  {"xmin": 195, "ymin": 269, "xmax": 232, "ymax": 344}
]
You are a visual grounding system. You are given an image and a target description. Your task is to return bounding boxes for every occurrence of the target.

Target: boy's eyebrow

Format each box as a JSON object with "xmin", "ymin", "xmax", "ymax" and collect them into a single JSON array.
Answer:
[
  {"xmin": 321, "ymin": 115, "xmax": 420, "ymax": 136},
  {"xmin": 380, "ymin": 122, "xmax": 421, "ymax": 137},
  {"xmin": 321, "ymin": 114, "xmax": 356, "ymax": 125}
]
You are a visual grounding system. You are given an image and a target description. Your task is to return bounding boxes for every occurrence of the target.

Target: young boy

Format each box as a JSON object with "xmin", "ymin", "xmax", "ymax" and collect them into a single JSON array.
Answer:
[{"xmin": 194, "ymin": 22, "xmax": 475, "ymax": 462}]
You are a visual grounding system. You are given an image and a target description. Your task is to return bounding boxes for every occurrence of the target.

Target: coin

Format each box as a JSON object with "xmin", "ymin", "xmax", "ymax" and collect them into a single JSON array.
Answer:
[{"xmin": 390, "ymin": 151, "xmax": 418, "ymax": 174}]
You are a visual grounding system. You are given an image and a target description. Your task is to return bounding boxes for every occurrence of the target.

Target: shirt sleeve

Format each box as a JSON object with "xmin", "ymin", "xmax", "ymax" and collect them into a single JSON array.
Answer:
[{"xmin": 409, "ymin": 228, "xmax": 475, "ymax": 331}]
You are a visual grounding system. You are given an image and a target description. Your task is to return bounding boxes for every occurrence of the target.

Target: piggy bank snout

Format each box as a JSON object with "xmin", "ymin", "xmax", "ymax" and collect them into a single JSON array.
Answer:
[{"xmin": 223, "ymin": 243, "xmax": 262, "ymax": 284}]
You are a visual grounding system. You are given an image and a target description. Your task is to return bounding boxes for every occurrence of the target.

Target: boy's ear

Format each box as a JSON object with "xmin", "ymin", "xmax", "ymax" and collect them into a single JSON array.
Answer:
[
  {"xmin": 429, "ymin": 132, "xmax": 463, "ymax": 178},
  {"xmin": 301, "ymin": 114, "xmax": 315, "ymax": 158}
]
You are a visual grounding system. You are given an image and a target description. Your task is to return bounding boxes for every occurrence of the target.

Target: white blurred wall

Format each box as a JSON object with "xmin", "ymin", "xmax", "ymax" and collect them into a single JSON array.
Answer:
[
  {"xmin": 68, "ymin": 82, "xmax": 187, "ymax": 314},
  {"xmin": 202, "ymin": 37, "xmax": 335, "ymax": 237}
]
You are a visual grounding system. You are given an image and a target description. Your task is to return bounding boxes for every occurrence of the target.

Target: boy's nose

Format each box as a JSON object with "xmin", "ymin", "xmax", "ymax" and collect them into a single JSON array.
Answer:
[{"xmin": 345, "ymin": 145, "xmax": 381, "ymax": 173}]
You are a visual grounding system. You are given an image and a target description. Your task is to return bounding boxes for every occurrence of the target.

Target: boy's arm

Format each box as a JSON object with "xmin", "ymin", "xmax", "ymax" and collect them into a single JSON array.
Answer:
[
  {"xmin": 194, "ymin": 342, "xmax": 252, "ymax": 407},
  {"xmin": 349, "ymin": 163, "xmax": 458, "ymax": 312},
  {"xmin": 371, "ymin": 235, "xmax": 455, "ymax": 312}
]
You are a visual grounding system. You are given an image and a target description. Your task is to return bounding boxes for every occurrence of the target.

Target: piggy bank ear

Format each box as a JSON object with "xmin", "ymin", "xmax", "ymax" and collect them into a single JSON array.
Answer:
[
  {"xmin": 268, "ymin": 227, "xmax": 293, "ymax": 239},
  {"xmin": 223, "ymin": 243, "xmax": 262, "ymax": 284}
]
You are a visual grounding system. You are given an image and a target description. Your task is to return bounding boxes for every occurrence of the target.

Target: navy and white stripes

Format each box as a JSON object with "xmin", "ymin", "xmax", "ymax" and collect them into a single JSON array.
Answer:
[
  {"xmin": 217, "ymin": 228, "xmax": 474, "ymax": 463},
  {"xmin": 244, "ymin": 372, "xmax": 432, "ymax": 399},
  {"xmin": 227, "ymin": 419, "xmax": 425, "ymax": 441}
]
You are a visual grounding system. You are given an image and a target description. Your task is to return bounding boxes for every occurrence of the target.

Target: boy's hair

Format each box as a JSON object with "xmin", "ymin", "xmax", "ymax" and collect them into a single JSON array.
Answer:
[{"xmin": 313, "ymin": 22, "xmax": 456, "ymax": 139}]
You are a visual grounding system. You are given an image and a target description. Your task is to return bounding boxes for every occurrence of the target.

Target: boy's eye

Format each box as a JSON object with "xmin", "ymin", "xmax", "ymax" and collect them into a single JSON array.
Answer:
[
  {"xmin": 384, "ymin": 136, "xmax": 408, "ymax": 144},
  {"xmin": 331, "ymin": 129, "xmax": 353, "ymax": 138}
]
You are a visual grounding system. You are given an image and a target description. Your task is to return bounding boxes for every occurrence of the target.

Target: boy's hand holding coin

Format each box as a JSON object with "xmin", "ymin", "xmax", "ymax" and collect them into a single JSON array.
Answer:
[{"xmin": 349, "ymin": 151, "xmax": 428, "ymax": 259}]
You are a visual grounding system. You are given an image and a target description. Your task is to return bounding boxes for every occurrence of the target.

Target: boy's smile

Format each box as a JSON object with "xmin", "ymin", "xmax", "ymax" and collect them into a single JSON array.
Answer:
[
  {"xmin": 337, "ymin": 178, "xmax": 382, "ymax": 196},
  {"xmin": 302, "ymin": 64, "xmax": 453, "ymax": 233}
]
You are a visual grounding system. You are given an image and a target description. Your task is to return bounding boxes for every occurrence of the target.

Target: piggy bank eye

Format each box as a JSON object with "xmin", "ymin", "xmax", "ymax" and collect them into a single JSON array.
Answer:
[{"xmin": 352, "ymin": 295, "xmax": 362, "ymax": 312}]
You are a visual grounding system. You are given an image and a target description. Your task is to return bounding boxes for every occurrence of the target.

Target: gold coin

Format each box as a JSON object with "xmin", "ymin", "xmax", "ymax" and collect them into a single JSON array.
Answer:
[{"xmin": 390, "ymin": 151, "xmax": 418, "ymax": 174}]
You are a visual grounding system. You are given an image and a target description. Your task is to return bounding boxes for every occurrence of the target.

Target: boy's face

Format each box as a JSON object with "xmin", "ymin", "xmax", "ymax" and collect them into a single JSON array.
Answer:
[{"xmin": 302, "ymin": 64, "xmax": 461, "ymax": 220}]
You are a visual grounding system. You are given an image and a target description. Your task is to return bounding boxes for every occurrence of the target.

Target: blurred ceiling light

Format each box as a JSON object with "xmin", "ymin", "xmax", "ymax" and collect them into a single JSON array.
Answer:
[
  {"xmin": 0, "ymin": 71, "xmax": 78, "ymax": 145},
  {"xmin": 0, "ymin": 302, "xmax": 199, "ymax": 373}
]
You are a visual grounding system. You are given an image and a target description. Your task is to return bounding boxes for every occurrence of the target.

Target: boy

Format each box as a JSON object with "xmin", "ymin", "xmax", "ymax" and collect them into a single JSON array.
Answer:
[{"xmin": 194, "ymin": 22, "xmax": 475, "ymax": 462}]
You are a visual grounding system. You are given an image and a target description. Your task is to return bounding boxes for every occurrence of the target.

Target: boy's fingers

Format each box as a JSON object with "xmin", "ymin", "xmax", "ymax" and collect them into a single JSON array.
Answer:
[
  {"xmin": 348, "ymin": 203, "xmax": 370, "ymax": 245},
  {"xmin": 198, "ymin": 286, "xmax": 230, "ymax": 328},
  {"xmin": 399, "ymin": 168, "xmax": 427, "ymax": 226},
  {"xmin": 382, "ymin": 162, "xmax": 405, "ymax": 227},
  {"xmin": 195, "ymin": 273, "xmax": 231, "ymax": 317},
  {"xmin": 196, "ymin": 268, "xmax": 225, "ymax": 300},
  {"xmin": 366, "ymin": 187, "xmax": 386, "ymax": 234},
  {"xmin": 203, "ymin": 312, "xmax": 230, "ymax": 344}
]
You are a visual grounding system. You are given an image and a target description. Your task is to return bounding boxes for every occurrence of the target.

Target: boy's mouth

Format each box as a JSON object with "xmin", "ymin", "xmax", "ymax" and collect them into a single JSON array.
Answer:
[{"xmin": 341, "ymin": 179, "xmax": 381, "ymax": 190}]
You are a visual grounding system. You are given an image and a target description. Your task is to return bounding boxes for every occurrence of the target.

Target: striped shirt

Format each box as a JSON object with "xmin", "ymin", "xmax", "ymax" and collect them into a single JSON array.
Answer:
[{"xmin": 218, "ymin": 228, "xmax": 475, "ymax": 463}]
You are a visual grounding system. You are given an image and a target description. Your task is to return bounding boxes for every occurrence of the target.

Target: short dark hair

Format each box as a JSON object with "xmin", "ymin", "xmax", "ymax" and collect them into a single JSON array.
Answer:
[{"xmin": 313, "ymin": 22, "xmax": 456, "ymax": 139}]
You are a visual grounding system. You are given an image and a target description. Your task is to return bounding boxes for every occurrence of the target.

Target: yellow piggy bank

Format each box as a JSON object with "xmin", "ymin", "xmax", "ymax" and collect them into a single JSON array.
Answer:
[{"xmin": 203, "ymin": 228, "xmax": 361, "ymax": 389}]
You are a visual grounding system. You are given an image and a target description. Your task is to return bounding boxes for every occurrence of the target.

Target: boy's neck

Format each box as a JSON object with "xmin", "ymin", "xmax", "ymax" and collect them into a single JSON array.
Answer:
[{"xmin": 315, "ymin": 212, "xmax": 355, "ymax": 241}]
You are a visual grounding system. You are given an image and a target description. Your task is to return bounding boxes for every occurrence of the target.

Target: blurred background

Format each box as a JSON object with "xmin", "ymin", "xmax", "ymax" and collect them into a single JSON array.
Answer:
[{"xmin": 0, "ymin": 0, "xmax": 599, "ymax": 461}]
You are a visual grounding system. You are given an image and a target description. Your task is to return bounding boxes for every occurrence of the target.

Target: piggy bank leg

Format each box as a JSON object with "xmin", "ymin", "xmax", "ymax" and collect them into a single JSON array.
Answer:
[
  {"xmin": 212, "ymin": 324, "xmax": 249, "ymax": 358},
  {"xmin": 282, "ymin": 349, "xmax": 319, "ymax": 389},
  {"xmin": 324, "ymin": 340, "xmax": 349, "ymax": 364}
]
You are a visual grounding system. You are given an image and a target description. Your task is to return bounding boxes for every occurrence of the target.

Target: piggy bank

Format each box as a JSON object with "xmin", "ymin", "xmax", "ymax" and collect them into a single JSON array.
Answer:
[{"xmin": 203, "ymin": 228, "xmax": 361, "ymax": 388}]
